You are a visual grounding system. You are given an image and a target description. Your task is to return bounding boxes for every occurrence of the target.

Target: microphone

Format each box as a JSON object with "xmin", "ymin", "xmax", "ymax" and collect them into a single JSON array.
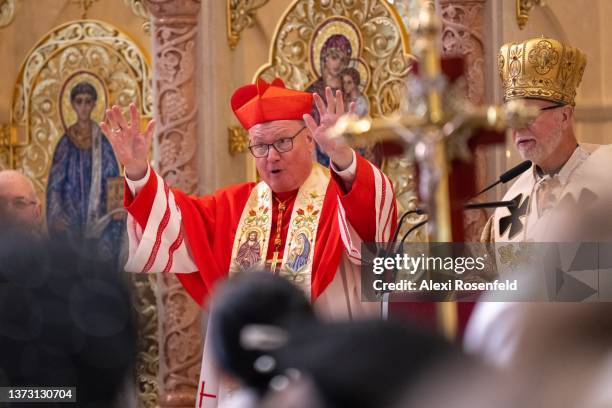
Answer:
[
  {"xmin": 375, "ymin": 210, "xmax": 427, "ymax": 297},
  {"xmin": 378, "ymin": 209, "xmax": 426, "ymax": 264},
  {"xmin": 403, "ymin": 199, "xmax": 521, "ymax": 215},
  {"xmin": 464, "ymin": 193, "xmax": 524, "ymax": 211},
  {"xmin": 387, "ymin": 162, "xmax": 530, "ymax": 247},
  {"xmin": 464, "ymin": 200, "xmax": 517, "ymax": 210},
  {"xmin": 475, "ymin": 160, "xmax": 532, "ymax": 197},
  {"xmin": 402, "ymin": 161, "xmax": 531, "ymax": 217}
]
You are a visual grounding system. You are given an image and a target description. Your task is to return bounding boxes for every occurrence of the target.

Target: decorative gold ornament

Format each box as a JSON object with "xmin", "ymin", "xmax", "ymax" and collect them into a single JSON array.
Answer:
[
  {"xmin": 129, "ymin": 273, "xmax": 160, "ymax": 408},
  {"xmin": 330, "ymin": 5, "xmax": 540, "ymax": 340},
  {"xmin": 498, "ymin": 37, "xmax": 587, "ymax": 106},
  {"xmin": 0, "ymin": 124, "xmax": 11, "ymax": 147},
  {"xmin": 228, "ymin": 125, "xmax": 249, "ymax": 155},
  {"xmin": 255, "ymin": 0, "xmax": 413, "ymax": 118},
  {"xmin": 0, "ymin": 0, "xmax": 15, "ymax": 28},
  {"xmin": 384, "ymin": 155, "xmax": 427, "ymax": 243},
  {"xmin": 124, "ymin": 0, "xmax": 151, "ymax": 34},
  {"xmin": 516, "ymin": 0, "xmax": 545, "ymax": 30},
  {"xmin": 71, "ymin": 0, "xmax": 99, "ymax": 19},
  {"xmin": 246, "ymin": 0, "xmax": 416, "ymax": 237},
  {"xmin": 0, "ymin": 124, "xmax": 14, "ymax": 170},
  {"xmin": 9, "ymin": 20, "xmax": 155, "ymax": 406},
  {"xmin": 10, "ymin": 19, "xmax": 153, "ymax": 196},
  {"xmin": 227, "ymin": 0, "xmax": 270, "ymax": 50}
]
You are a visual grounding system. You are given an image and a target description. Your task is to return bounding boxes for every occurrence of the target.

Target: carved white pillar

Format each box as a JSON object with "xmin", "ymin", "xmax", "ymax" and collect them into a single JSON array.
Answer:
[{"xmin": 145, "ymin": 1, "xmax": 202, "ymax": 406}]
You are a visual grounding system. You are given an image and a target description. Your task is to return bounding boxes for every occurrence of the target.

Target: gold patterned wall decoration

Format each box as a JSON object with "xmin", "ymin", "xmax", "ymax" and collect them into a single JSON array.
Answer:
[
  {"xmin": 517, "ymin": 0, "xmax": 545, "ymax": 30},
  {"xmin": 129, "ymin": 273, "xmax": 160, "ymax": 408},
  {"xmin": 252, "ymin": 0, "xmax": 418, "ymax": 219},
  {"xmin": 0, "ymin": 124, "xmax": 13, "ymax": 170},
  {"xmin": 124, "ymin": 0, "xmax": 152, "ymax": 33},
  {"xmin": 10, "ymin": 19, "xmax": 153, "ymax": 198},
  {"xmin": 255, "ymin": 0, "xmax": 415, "ymax": 120},
  {"xmin": 9, "ymin": 19, "xmax": 157, "ymax": 408},
  {"xmin": 0, "ymin": 0, "xmax": 16, "ymax": 28},
  {"xmin": 228, "ymin": 125, "xmax": 249, "ymax": 155},
  {"xmin": 227, "ymin": 0, "xmax": 270, "ymax": 49},
  {"xmin": 71, "ymin": 0, "xmax": 100, "ymax": 18}
]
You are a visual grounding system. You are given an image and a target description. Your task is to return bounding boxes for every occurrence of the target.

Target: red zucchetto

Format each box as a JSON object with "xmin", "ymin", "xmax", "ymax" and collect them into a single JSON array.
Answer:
[{"xmin": 231, "ymin": 77, "xmax": 313, "ymax": 130}]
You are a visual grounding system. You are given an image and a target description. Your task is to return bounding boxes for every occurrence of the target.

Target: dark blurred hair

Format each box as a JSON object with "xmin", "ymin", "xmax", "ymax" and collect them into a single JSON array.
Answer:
[
  {"xmin": 209, "ymin": 272, "xmax": 315, "ymax": 393},
  {"xmin": 272, "ymin": 320, "xmax": 459, "ymax": 408},
  {"xmin": 0, "ymin": 236, "xmax": 136, "ymax": 407},
  {"xmin": 209, "ymin": 271, "xmax": 465, "ymax": 408},
  {"xmin": 70, "ymin": 81, "xmax": 97, "ymax": 102}
]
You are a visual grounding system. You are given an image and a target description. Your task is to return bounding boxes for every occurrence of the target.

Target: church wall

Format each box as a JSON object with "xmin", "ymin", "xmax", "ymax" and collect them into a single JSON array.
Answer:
[
  {"xmin": 0, "ymin": 0, "xmax": 151, "ymax": 124},
  {"xmin": 4, "ymin": 1, "xmax": 610, "ymax": 195},
  {"xmin": 196, "ymin": 0, "xmax": 288, "ymax": 192}
]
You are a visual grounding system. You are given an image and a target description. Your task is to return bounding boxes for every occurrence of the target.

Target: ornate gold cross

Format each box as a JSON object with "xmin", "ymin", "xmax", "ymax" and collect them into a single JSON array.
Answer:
[{"xmin": 330, "ymin": 0, "xmax": 538, "ymax": 339}]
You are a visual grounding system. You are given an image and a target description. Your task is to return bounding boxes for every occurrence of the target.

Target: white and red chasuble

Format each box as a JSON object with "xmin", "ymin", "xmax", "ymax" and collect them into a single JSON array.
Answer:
[{"xmin": 123, "ymin": 153, "xmax": 397, "ymax": 407}]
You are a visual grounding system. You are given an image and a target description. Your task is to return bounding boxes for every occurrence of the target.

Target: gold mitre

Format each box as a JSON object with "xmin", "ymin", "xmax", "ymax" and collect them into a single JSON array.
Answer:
[{"xmin": 498, "ymin": 37, "xmax": 587, "ymax": 106}]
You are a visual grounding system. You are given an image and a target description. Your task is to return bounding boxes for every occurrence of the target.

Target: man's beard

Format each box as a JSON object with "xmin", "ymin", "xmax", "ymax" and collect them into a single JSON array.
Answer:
[{"xmin": 518, "ymin": 126, "xmax": 563, "ymax": 165}]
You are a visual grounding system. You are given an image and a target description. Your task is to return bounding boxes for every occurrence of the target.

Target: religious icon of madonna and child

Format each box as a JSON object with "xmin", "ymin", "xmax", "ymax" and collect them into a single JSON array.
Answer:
[
  {"xmin": 46, "ymin": 72, "xmax": 125, "ymax": 264},
  {"xmin": 306, "ymin": 17, "xmax": 380, "ymax": 167}
]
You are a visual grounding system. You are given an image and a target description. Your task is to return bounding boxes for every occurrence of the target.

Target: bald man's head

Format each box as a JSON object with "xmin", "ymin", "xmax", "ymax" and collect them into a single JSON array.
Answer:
[{"xmin": 0, "ymin": 170, "xmax": 41, "ymax": 232}]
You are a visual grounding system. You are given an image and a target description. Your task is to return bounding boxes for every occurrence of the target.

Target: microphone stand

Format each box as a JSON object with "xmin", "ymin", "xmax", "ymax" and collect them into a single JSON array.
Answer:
[{"xmin": 380, "ymin": 209, "xmax": 426, "ymax": 319}]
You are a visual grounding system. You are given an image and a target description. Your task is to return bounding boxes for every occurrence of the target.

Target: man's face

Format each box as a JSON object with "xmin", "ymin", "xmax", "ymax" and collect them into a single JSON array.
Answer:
[
  {"xmin": 249, "ymin": 120, "xmax": 314, "ymax": 193},
  {"xmin": 511, "ymin": 98, "xmax": 571, "ymax": 165},
  {"xmin": 71, "ymin": 93, "xmax": 96, "ymax": 122},
  {"xmin": 0, "ymin": 173, "xmax": 41, "ymax": 231}
]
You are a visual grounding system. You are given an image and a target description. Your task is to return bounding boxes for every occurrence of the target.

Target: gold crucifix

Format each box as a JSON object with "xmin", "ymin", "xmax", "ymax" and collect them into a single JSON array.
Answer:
[
  {"xmin": 268, "ymin": 198, "xmax": 288, "ymax": 273},
  {"xmin": 329, "ymin": 0, "xmax": 538, "ymax": 340},
  {"xmin": 269, "ymin": 251, "xmax": 280, "ymax": 273}
]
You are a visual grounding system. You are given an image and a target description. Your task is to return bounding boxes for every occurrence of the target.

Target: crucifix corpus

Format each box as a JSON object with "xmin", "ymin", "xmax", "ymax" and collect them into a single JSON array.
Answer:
[{"xmin": 329, "ymin": 2, "xmax": 538, "ymax": 339}]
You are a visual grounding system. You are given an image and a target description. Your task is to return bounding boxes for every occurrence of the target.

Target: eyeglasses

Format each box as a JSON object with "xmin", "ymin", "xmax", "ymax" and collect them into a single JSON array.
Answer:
[
  {"xmin": 0, "ymin": 196, "xmax": 38, "ymax": 210},
  {"xmin": 523, "ymin": 103, "xmax": 567, "ymax": 127},
  {"xmin": 248, "ymin": 127, "xmax": 307, "ymax": 158},
  {"xmin": 539, "ymin": 104, "xmax": 566, "ymax": 112}
]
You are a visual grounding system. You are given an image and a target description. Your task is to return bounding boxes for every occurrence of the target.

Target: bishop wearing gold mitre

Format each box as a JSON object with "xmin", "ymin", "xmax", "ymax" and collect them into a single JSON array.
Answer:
[
  {"xmin": 482, "ymin": 36, "xmax": 612, "ymax": 244},
  {"xmin": 466, "ymin": 37, "xmax": 612, "ymax": 367}
]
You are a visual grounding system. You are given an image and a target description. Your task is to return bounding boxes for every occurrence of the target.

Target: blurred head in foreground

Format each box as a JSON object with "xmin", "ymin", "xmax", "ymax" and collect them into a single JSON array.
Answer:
[
  {"xmin": 210, "ymin": 271, "xmax": 316, "ymax": 393},
  {"xmin": 0, "ymin": 237, "xmax": 136, "ymax": 407},
  {"xmin": 210, "ymin": 272, "xmax": 467, "ymax": 408}
]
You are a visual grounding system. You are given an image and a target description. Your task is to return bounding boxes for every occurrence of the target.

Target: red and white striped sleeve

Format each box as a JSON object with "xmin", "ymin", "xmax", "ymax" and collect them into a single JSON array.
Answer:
[
  {"xmin": 332, "ymin": 153, "xmax": 397, "ymax": 265},
  {"xmin": 123, "ymin": 167, "xmax": 198, "ymax": 274}
]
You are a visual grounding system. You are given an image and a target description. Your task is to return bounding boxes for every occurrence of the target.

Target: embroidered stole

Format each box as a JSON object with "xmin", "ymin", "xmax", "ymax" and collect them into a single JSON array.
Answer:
[{"xmin": 229, "ymin": 164, "xmax": 329, "ymax": 297}]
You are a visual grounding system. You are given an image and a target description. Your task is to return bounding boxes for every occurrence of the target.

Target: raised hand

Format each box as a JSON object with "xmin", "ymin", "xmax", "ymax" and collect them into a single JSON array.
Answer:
[
  {"xmin": 303, "ymin": 87, "xmax": 355, "ymax": 170},
  {"xmin": 100, "ymin": 103, "xmax": 155, "ymax": 180}
]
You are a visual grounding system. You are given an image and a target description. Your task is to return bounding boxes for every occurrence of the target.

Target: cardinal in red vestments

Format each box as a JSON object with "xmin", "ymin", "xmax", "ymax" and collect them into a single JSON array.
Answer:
[{"xmin": 101, "ymin": 78, "xmax": 397, "ymax": 407}]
